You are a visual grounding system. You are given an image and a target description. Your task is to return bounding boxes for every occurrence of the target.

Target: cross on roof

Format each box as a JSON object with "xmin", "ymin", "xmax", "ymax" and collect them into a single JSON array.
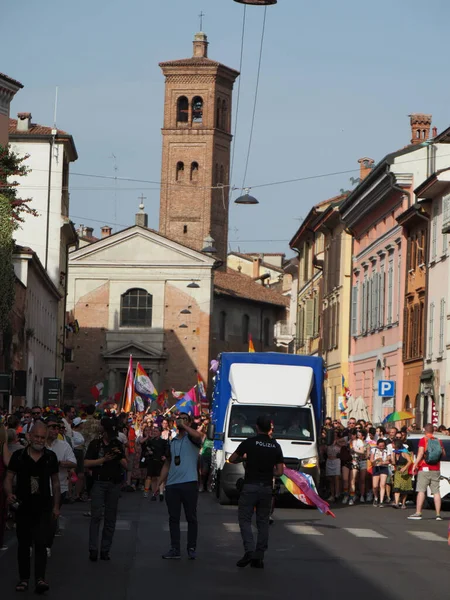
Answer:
[{"xmin": 199, "ymin": 11, "xmax": 205, "ymax": 31}]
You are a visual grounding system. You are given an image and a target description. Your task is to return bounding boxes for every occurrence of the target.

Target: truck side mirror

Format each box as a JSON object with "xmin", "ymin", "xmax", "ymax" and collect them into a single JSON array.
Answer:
[{"xmin": 207, "ymin": 423, "xmax": 215, "ymax": 441}]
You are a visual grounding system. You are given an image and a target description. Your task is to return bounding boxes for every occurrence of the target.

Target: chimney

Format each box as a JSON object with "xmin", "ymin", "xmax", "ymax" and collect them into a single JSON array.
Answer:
[
  {"xmin": 77, "ymin": 224, "xmax": 86, "ymax": 238},
  {"xmin": 193, "ymin": 32, "xmax": 208, "ymax": 58},
  {"xmin": 17, "ymin": 112, "xmax": 31, "ymax": 132},
  {"xmin": 409, "ymin": 113, "xmax": 432, "ymax": 145},
  {"xmin": 136, "ymin": 204, "xmax": 148, "ymax": 228},
  {"xmin": 358, "ymin": 157, "xmax": 375, "ymax": 181},
  {"xmin": 85, "ymin": 226, "xmax": 94, "ymax": 238},
  {"xmin": 252, "ymin": 256, "xmax": 262, "ymax": 278},
  {"xmin": 101, "ymin": 225, "xmax": 112, "ymax": 238},
  {"xmin": 432, "ymin": 126, "xmax": 438, "ymax": 138}
]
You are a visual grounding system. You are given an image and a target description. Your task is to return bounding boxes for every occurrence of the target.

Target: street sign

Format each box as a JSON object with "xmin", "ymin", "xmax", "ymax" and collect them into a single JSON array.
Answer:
[
  {"xmin": 378, "ymin": 380, "xmax": 395, "ymax": 397},
  {"xmin": 382, "ymin": 397, "xmax": 394, "ymax": 409},
  {"xmin": 43, "ymin": 378, "xmax": 61, "ymax": 405}
]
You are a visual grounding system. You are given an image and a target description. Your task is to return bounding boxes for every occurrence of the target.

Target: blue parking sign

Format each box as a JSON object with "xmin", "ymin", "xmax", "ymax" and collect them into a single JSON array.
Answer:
[{"xmin": 378, "ymin": 380, "xmax": 395, "ymax": 397}]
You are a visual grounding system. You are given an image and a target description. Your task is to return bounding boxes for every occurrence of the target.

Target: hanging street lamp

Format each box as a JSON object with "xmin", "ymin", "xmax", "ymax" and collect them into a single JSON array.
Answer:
[
  {"xmin": 234, "ymin": 1, "xmax": 277, "ymax": 5},
  {"xmin": 234, "ymin": 187, "xmax": 259, "ymax": 205}
]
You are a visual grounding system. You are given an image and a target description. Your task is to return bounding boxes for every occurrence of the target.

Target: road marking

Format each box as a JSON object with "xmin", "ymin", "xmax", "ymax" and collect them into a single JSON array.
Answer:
[
  {"xmin": 343, "ymin": 528, "xmax": 387, "ymax": 539},
  {"xmin": 285, "ymin": 524, "xmax": 323, "ymax": 536},
  {"xmin": 115, "ymin": 520, "xmax": 132, "ymax": 530},
  {"xmin": 223, "ymin": 523, "xmax": 240, "ymax": 533},
  {"xmin": 408, "ymin": 531, "xmax": 447, "ymax": 542},
  {"xmin": 163, "ymin": 523, "xmax": 188, "ymax": 532}
]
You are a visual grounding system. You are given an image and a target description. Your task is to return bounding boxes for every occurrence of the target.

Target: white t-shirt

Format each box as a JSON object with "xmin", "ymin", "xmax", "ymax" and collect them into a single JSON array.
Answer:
[
  {"xmin": 62, "ymin": 418, "xmax": 74, "ymax": 446},
  {"xmin": 73, "ymin": 431, "xmax": 85, "ymax": 449},
  {"xmin": 48, "ymin": 438, "xmax": 77, "ymax": 494}
]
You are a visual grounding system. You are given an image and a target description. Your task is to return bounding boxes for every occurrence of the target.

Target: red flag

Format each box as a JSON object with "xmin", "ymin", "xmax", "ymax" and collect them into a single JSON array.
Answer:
[
  {"xmin": 123, "ymin": 355, "xmax": 135, "ymax": 413},
  {"xmin": 156, "ymin": 391, "xmax": 166, "ymax": 407},
  {"xmin": 248, "ymin": 334, "xmax": 255, "ymax": 353}
]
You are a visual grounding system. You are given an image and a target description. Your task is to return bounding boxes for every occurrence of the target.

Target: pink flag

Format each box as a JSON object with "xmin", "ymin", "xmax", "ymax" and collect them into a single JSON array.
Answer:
[{"xmin": 283, "ymin": 466, "xmax": 335, "ymax": 517}]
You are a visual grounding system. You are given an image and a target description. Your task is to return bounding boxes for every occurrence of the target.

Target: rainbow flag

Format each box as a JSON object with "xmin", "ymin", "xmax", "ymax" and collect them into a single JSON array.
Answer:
[
  {"xmin": 197, "ymin": 373, "xmax": 209, "ymax": 411},
  {"xmin": 175, "ymin": 387, "xmax": 198, "ymax": 415},
  {"xmin": 248, "ymin": 334, "xmax": 255, "ymax": 353},
  {"xmin": 123, "ymin": 355, "xmax": 135, "ymax": 413},
  {"xmin": 171, "ymin": 388, "xmax": 185, "ymax": 400},
  {"xmin": 135, "ymin": 362, "xmax": 158, "ymax": 401},
  {"xmin": 281, "ymin": 467, "xmax": 335, "ymax": 517}
]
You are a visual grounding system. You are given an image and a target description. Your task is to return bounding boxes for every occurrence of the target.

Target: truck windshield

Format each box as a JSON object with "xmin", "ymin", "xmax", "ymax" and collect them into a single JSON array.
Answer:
[{"xmin": 228, "ymin": 406, "xmax": 314, "ymax": 441}]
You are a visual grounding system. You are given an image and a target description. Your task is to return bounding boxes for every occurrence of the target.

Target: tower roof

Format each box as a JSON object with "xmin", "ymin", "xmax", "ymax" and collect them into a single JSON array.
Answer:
[{"xmin": 159, "ymin": 32, "xmax": 239, "ymax": 80}]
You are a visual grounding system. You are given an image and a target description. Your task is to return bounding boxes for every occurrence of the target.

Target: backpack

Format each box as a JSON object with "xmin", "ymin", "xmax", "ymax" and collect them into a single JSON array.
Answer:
[{"xmin": 424, "ymin": 437, "xmax": 442, "ymax": 465}]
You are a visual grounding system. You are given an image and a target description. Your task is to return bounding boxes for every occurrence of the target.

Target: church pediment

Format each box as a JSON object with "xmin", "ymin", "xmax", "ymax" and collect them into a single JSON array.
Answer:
[
  {"xmin": 69, "ymin": 226, "xmax": 216, "ymax": 268},
  {"xmin": 103, "ymin": 341, "xmax": 167, "ymax": 361}
]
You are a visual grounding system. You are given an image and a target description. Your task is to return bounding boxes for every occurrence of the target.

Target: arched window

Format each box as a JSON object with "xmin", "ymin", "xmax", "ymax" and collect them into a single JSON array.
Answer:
[
  {"xmin": 242, "ymin": 314, "xmax": 250, "ymax": 344},
  {"xmin": 215, "ymin": 163, "xmax": 219, "ymax": 185},
  {"xmin": 177, "ymin": 96, "xmax": 189, "ymax": 123},
  {"xmin": 192, "ymin": 96, "xmax": 203, "ymax": 123},
  {"xmin": 263, "ymin": 318, "xmax": 271, "ymax": 347},
  {"xmin": 190, "ymin": 161, "xmax": 199, "ymax": 182},
  {"xmin": 221, "ymin": 99, "xmax": 228, "ymax": 130},
  {"xmin": 219, "ymin": 165, "xmax": 224, "ymax": 185},
  {"xmin": 176, "ymin": 161, "xmax": 184, "ymax": 181},
  {"xmin": 219, "ymin": 311, "xmax": 227, "ymax": 341},
  {"xmin": 216, "ymin": 98, "xmax": 221, "ymax": 128},
  {"xmin": 121, "ymin": 288, "xmax": 152, "ymax": 327}
]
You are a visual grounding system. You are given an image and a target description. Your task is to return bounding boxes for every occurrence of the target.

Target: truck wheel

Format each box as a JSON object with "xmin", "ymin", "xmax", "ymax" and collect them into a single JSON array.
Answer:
[{"xmin": 218, "ymin": 478, "xmax": 231, "ymax": 506}]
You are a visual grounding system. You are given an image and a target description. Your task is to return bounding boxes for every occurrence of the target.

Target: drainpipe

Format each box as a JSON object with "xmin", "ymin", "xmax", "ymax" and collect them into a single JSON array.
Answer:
[{"xmin": 45, "ymin": 133, "xmax": 56, "ymax": 270}]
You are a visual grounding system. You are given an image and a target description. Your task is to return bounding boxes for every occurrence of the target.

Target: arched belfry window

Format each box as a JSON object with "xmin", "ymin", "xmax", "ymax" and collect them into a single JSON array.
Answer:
[
  {"xmin": 219, "ymin": 165, "xmax": 224, "ymax": 185},
  {"xmin": 190, "ymin": 162, "xmax": 199, "ymax": 182},
  {"xmin": 222, "ymin": 99, "xmax": 228, "ymax": 130},
  {"xmin": 216, "ymin": 98, "xmax": 221, "ymax": 128},
  {"xmin": 177, "ymin": 96, "xmax": 189, "ymax": 123},
  {"xmin": 192, "ymin": 96, "xmax": 203, "ymax": 123},
  {"xmin": 215, "ymin": 163, "xmax": 219, "ymax": 185},
  {"xmin": 121, "ymin": 288, "xmax": 152, "ymax": 327},
  {"xmin": 176, "ymin": 161, "xmax": 184, "ymax": 181}
]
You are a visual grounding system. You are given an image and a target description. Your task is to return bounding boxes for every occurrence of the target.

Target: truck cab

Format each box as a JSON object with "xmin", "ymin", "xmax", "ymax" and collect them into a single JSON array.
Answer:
[{"xmin": 210, "ymin": 353, "xmax": 324, "ymax": 505}]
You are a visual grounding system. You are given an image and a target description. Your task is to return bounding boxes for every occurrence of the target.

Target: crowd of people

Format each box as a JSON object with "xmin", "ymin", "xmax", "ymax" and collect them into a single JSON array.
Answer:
[
  {"xmin": 0, "ymin": 403, "xmax": 448, "ymax": 591},
  {"xmin": 0, "ymin": 403, "xmax": 214, "ymax": 593},
  {"xmin": 319, "ymin": 417, "xmax": 447, "ymax": 518}
]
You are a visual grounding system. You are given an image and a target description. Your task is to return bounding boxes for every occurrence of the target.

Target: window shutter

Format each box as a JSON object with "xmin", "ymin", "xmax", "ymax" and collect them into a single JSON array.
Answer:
[
  {"xmin": 387, "ymin": 260, "xmax": 393, "ymax": 324},
  {"xmin": 379, "ymin": 270, "xmax": 385, "ymax": 327},
  {"xmin": 432, "ymin": 205, "xmax": 438, "ymax": 258},
  {"xmin": 335, "ymin": 301, "xmax": 340, "ymax": 348},
  {"xmin": 335, "ymin": 235, "xmax": 341, "ymax": 288},
  {"xmin": 351, "ymin": 285, "xmax": 358, "ymax": 336},
  {"xmin": 368, "ymin": 277, "xmax": 373, "ymax": 332},
  {"xmin": 403, "ymin": 307, "xmax": 409, "ymax": 360},
  {"xmin": 361, "ymin": 280, "xmax": 367, "ymax": 334},
  {"xmin": 305, "ymin": 299, "xmax": 315, "ymax": 339},
  {"xmin": 373, "ymin": 273, "xmax": 379, "ymax": 330},
  {"xmin": 428, "ymin": 302, "xmax": 435, "ymax": 359},
  {"xmin": 413, "ymin": 304, "xmax": 419, "ymax": 357},
  {"xmin": 439, "ymin": 298, "xmax": 445, "ymax": 355},
  {"xmin": 314, "ymin": 296, "xmax": 320, "ymax": 337}
]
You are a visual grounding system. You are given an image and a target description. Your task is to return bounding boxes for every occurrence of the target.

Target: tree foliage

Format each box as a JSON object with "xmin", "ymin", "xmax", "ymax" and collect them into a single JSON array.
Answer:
[
  {"xmin": 0, "ymin": 143, "xmax": 38, "ymax": 229},
  {"xmin": 0, "ymin": 193, "xmax": 15, "ymax": 334}
]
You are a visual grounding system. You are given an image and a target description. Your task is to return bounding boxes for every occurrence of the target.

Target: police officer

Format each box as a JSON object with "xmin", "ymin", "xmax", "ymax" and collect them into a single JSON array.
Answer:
[{"xmin": 229, "ymin": 415, "xmax": 284, "ymax": 569}]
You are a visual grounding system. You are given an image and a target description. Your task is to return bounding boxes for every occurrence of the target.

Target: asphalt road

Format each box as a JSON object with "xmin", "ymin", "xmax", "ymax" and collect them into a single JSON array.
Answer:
[{"xmin": 1, "ymin": 492, "xmax": 449, "ymax": 599}]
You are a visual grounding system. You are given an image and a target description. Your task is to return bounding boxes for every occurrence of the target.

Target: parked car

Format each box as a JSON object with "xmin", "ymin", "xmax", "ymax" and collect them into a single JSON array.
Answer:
[{"xmin": 406, "ymin": 433, "xmax": 450, "ymax": 506}]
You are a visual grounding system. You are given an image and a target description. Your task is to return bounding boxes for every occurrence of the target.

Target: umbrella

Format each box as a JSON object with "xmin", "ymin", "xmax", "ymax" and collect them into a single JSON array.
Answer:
[
  {"xmin": 347, "ymin": 396, "xmax": 371, "ymax": 422},
  {"xmin": 383, "ymin": 411, "xmax": 414, "ymax": 423}
]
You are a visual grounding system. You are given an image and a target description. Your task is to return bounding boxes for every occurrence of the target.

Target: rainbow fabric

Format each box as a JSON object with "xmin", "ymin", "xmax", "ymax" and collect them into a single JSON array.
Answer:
[
  {"xmin": 282, "ymin": 467, "xmax": 335, "ymax": 517},
  {"xmin": 135, "ymin": 362, "xmax": 158, "ymax": 401}
]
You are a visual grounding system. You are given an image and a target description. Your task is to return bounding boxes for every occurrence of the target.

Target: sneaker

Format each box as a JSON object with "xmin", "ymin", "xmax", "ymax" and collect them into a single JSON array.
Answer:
[
  {"xmin": 348, "ymin": 497, "xmax": 355, "ymax": 506},
  {"xmin": 187, "ymin": 548, "xmax": 196, "ymax": 560},
  {"xmin": 100, "ymin": 552, "xmax": 111, "ymax": 561},
  {"xmin": 392, "ymin": 503, "xmax": 400, "ymax": 509},
  {"xmin": 326, "ymin": 495, "xmax": 335, "ymax": 502},
  {"xmin": 342, "ymin": 495, "xmax": 349, "ymax": 505},
  {"xmin": 159, "ymin": 494, "xmax": 164, "ymax": 502},
  {"xmin": 46, "ymin": 548, "xmax": 51, "ymax": 558},
  {"xmin": 35, "ymin": 579, "xmax": 50, "ymax": 595},
  {"xmin": 143, "ymin": 491, "xmax": 149, "ymax": 499},
  {"xmin": 360, "ymin": 495, "xmax": 365, "ymax": 503},
  {"xmin": 407, "ymin": 513, "xmax": 422, "ymax": 520},
  {"xmin": 385, "ymin": 497, "xmax": 392, "ymax": 504},
  {"xmin": 366, "ymin": 491, "xmax": 374, "ymax": 502},
  {"xmin": 250, "ymin": 558, "xmax": 264, "ymax": 569},
  {"xmin": 236, "ymin": 552, "xmax": 253, "ymax": 568},
  {"xmin": 373, "ymin": 499, "xmax": 379, "ymax": 507},
  {"xmin": 162, "ymin": 548, "xmax": 181, "ymax": 560},
  {"xmin": 379, "ymin": 502, "xmax": 385, "ymax": 508},
  {"xmin": 269, "ymin": 516, "xmax": 274, "ymax": 525},
  {"xmin": 151, "ymin": 494, "xmax": 157, "ymax": 502},
  {"xmin": 436, "ymin": 515, "xmax": 443, "ymax": 521},
  {"xmin": 0, "ymin": 545, "xmax": 7, "ymax": 551}
]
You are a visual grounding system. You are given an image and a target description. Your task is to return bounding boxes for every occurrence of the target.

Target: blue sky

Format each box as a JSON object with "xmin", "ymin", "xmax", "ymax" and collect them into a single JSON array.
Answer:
[{"xmin": 3, "ymin": 0, "xmax": 450, "ymax": 255}]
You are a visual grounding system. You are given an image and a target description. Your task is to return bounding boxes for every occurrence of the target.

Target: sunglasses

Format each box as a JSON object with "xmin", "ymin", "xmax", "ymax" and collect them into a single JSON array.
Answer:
[{"xmin": 32, "ymin": 412, "xmax": 41, "ymax": 416}]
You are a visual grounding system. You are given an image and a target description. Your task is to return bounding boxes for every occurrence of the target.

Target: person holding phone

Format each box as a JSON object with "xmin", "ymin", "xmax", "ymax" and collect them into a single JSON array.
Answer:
[{"xmin": 157, "ymin": 412, "xmax": 205, "ymax": 560}]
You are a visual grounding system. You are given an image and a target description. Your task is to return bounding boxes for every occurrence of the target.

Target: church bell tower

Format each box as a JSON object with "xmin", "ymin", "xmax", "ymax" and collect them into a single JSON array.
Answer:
[{"xmin": 159, "ymin": 33, "xmax": 240, "ymax": 264}]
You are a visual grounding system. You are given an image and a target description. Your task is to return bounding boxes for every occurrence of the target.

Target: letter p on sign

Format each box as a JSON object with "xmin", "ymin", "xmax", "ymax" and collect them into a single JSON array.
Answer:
[{"xmin": 378, "ymin": 380, "xmax": 395, "ymax": 397}]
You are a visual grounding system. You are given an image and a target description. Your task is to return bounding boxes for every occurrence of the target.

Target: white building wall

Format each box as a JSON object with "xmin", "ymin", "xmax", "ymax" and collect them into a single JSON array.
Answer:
[
  {"xmin": 10, "ymin": 140, "xmax": 65, "ymax": 287},
  {"xmin": 13, "ymin": 256, "xmax": 59, "ymax": 405}
]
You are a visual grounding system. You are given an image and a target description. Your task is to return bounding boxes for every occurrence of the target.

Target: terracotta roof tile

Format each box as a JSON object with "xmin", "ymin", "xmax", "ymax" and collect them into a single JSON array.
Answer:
[
  {"xmin": 214, "ymin": 268, "xmax": 289, "ymax": 308},
  {"xmin": 9, "ymin": 118, "xmax": 68, "ymax": 136}
]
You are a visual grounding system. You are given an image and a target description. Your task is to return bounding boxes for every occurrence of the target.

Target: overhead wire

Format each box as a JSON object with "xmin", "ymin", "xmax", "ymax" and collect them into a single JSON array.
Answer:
[{"xmin": 240, "ymin": 5, "xmax": 268, "ymax": 193}]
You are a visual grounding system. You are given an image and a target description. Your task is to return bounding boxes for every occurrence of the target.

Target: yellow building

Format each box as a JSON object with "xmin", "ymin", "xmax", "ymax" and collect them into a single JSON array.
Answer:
[{"xmin": 290, "ymin": 195, "xmax": 352, "ymax": 418}]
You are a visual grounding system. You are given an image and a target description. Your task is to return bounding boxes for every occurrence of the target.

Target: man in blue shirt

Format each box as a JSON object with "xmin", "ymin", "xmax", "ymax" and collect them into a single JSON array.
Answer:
[{"xmin": 158, "ymin": 413, "xmax": 205, "ymax": 560}]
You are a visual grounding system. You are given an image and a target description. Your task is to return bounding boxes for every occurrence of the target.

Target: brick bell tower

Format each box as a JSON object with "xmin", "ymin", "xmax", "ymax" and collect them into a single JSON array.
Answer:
[{"xmin": 159, "ymin": 32, "xmax": 240, "ymax": 265}]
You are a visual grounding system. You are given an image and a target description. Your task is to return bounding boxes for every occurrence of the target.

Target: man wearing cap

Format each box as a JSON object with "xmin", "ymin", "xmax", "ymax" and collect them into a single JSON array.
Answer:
[
  {"xmin": 229, "ymin": 415, "xmax": 284, "ymax": 569},
  {"xmin": 45, "ymin": 416, "xmax": 76, "ymax": 550}
]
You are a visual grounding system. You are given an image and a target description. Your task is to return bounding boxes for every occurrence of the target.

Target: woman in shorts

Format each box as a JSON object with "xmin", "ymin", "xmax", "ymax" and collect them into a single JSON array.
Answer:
[
  {"xmin": 391, "ymin": 439, "xmax": 413, "ymax": 509},
  {"xmin": 349, "ymin": 429, "xmax": 368, "ymax": 505},
  {"xmin": 325, "ymin": 429, "xmax": 342, "ymax": 502},
  {"xmin": 370, "ymin": 438, "xmax": 391, "ymax": 507}
]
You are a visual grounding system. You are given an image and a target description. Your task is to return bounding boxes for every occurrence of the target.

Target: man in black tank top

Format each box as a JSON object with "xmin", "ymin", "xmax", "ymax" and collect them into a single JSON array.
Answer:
[{"xmin": 229, "ymin": 415, "xmax": 284, "ymax": 569}]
